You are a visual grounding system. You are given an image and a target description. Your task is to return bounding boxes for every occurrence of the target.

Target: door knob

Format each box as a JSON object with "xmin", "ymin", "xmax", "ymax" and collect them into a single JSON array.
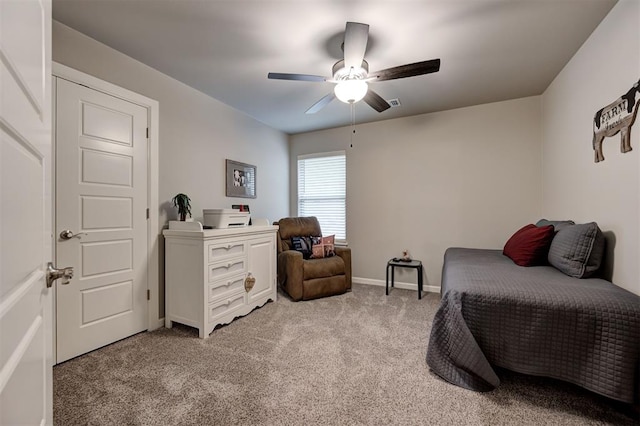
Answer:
[
  {"xmin": 46, "ymin": 262, "xmax": 74, "ymax": 287},
  {"xmin": 59, "ymin": 230, "xmax": 87, "ymax": 240}
]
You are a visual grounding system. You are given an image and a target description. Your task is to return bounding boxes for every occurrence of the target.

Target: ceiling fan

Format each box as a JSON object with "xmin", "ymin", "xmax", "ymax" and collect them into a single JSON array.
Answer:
[{"xmin": 268, "ymin": 22, "xmax": 440, "ymax": 114}]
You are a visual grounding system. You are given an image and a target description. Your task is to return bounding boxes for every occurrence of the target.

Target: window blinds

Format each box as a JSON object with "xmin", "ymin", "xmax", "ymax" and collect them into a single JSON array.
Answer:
[{"xmin": 297, "ymin": 152, "xmax": 346, "ymax": 241}]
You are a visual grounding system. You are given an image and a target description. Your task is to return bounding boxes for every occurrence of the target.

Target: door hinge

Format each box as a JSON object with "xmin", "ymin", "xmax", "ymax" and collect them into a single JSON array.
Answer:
[
  {"xmin": 147, "ymin": 289, "xmax": 151, "ymax": 300},
  {"xmin": 146, "ymin": 208, "xmax": 149, "ymax": 219},
  {"xmin": 146, "ymin": 127, "xmax": 149, "ymax": 138}
]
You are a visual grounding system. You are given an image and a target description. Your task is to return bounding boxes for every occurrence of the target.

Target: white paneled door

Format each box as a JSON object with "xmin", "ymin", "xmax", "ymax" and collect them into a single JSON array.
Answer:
[
  {"xmin": 0, "ymin": 0, "xmax": 53, "ymax": 424},
  {"xmin": 55, "ymin": 78, "xmax": 148, "ymax": 363}
]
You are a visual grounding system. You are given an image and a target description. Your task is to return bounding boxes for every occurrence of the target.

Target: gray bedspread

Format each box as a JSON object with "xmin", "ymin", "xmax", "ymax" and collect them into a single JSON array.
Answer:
[{"xmin": 426, "ymin": 247, "xmax": 640, "ymax": 403}]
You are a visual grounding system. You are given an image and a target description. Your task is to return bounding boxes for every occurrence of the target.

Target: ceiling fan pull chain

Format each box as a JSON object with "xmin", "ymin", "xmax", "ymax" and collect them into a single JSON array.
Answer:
[{"xmin": 350, "ymin": 103, "xmax": 356, "ymax": 148}]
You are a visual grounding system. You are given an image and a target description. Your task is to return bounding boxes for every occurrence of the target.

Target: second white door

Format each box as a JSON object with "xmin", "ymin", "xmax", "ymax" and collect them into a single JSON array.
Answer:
[{"xmin": 55, "ymin": 77, "xmax": 148, "ymax": 363}]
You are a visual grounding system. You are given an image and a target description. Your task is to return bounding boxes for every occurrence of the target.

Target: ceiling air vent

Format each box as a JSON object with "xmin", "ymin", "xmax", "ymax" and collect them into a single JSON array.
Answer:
[{"xmin": 387, "ymin": 98, "xmax": 401, "ymax": 108}]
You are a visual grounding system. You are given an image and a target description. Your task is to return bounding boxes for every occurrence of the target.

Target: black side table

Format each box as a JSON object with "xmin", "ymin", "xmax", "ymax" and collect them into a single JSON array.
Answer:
[{"xmin": 386, "ymin": 259, "xmax": 423, "ymax": 299}]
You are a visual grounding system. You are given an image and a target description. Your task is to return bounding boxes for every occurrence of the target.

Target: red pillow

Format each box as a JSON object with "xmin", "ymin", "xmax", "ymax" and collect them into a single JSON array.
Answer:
[{"xmin": 503, "ymin": 224, "xmax": 555, "ymax": 266}]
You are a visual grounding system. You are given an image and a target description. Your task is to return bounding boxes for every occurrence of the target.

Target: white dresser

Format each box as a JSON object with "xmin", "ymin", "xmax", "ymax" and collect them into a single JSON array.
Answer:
[{"xmin": 163, "ymin": 225, "xmax": 278, "ymax": 338}]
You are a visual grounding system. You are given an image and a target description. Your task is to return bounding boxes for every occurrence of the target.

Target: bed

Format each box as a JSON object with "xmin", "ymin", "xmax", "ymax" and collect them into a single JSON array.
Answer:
[{"xmin": 426, "ymin": 247, "xmax": 640, "ymax": 404}]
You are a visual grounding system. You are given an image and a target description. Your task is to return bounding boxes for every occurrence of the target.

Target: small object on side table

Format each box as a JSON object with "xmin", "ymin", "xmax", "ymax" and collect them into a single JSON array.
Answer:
[
  {"xmin": 402, "ymin": 249, "xmax": 412, "ymax": 261},
  {"xmin": 386, "ymin": 258, "xmax": 423, "ymax": 299}
]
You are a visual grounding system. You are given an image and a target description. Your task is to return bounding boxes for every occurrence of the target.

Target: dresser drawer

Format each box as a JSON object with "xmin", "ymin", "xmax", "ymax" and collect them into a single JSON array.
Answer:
[
  {"xmin": 208, "ymin": 258, "xmax": 246, "ymax": 282},
  {"xmin": 207, "ymin": 240, "xmax": 245, "ymax": 263},
  {"xmin": 209, "ymin": 274, "xmax": 245, "ymax": 303},
  {"xmin": 209, "ymin": 292, "xmax": 245, "ymax": 323}
]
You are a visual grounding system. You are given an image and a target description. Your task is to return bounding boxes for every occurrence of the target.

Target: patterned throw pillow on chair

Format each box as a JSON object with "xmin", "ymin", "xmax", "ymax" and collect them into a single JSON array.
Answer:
[
  {"xmin": 291, "ymin": 236, "xmax": 313, "ymax": 259},
  {"xmin": 323, "ymin": 235, "xmax": 335, "ymax": 257},
  {"xmin": 311, "ymin": 235, "xmax": 335, "ymax": 259},
  {"xmin": 311, "ymin": 236, "xmax": 324, "ymax": 258}
]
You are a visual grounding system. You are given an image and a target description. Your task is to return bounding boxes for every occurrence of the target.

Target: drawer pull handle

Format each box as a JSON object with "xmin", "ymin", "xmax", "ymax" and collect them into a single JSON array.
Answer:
[{"xmin": 245, "ymin": 273, "xmax": 256, "ymax": 292}]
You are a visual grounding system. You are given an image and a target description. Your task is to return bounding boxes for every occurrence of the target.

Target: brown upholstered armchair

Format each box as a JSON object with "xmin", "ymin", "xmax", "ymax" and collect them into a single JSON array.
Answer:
[{"xmin": 275, "ymin": 217, "xmax": 352, "ymax": 301}]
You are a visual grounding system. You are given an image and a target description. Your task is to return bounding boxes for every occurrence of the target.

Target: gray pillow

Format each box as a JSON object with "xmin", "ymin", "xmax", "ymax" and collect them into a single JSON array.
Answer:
[
  {"xmin": 548, "ymin": 222, "xmax": 605, "ymax": 278},
  {"xmin": 536, "ymin": 219, "xmax": 575, "ymax": 232}
]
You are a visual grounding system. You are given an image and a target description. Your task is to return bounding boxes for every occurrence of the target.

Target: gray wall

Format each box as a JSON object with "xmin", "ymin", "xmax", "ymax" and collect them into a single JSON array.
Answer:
[
  {"xmin": 290, "ymin": 97, "xmax": 542, "ymax": 289},
  {"xmin": 541, "ymin": 0, "xmax": 639, "ymax": 295},
  {"xmin": 53, "ymin": 21, "xmax": 290, "ymax": 316}
]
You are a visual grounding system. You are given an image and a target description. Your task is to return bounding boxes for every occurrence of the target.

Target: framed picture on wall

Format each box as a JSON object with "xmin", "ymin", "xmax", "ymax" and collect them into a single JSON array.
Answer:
[{"xmin": 226, "ymin": 159, "xmax": 256, "ymax": 198}]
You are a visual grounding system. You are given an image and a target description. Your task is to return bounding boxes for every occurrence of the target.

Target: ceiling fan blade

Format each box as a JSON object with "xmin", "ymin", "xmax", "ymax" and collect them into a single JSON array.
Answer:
[
  {"xmin": 268, "ymin": 72, "xmax": 327, "ymax": 82},
  {"xmin": 363, "ymin": 89, "xmax": 391, "ymax": 113},
  {"xmin": 370, "ymin": 59, "xmax": 441, "ymax": 81},
  {"xmin": 306, "ymin": 92, "xmax": 336, "ymax": 114},
  {"xmin": 343, "ymin": 22, "xmax": 369, "ymax": 70}
]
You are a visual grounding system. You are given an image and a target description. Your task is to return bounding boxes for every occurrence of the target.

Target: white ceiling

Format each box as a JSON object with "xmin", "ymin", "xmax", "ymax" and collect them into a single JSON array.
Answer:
[{"xmin": 52, "ymin": 0, "xmax": 617, "ymax": 135}]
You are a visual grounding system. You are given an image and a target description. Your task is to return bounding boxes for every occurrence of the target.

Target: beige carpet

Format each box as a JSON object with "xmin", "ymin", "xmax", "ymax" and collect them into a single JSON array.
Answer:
[{"xmin": 54, "ymin": 284, "xmax": 637, "ymax": 425}]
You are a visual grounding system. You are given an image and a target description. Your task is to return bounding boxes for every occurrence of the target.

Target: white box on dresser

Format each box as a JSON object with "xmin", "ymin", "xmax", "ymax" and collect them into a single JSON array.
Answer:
[{"xmin": 163, "ymin": 225, "xmax": 278, "ymax": 338}]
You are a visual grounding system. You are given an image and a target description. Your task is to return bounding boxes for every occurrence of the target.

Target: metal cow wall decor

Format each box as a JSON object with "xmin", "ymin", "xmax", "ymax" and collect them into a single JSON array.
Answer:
[{"xmin": 592, "ymin": 79, "xmax": 640, "ymax": 163}]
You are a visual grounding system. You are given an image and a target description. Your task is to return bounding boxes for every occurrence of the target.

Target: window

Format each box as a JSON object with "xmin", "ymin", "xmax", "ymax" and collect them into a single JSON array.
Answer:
[{"xmin": 297, "ymin": 151, "xmax": 346, "ymax": 242}]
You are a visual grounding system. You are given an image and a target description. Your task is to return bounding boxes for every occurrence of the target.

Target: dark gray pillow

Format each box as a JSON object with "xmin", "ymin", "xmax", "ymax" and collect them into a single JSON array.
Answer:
[
  {"xmin": 548, "ymin": 222, "xmax": 605, "ymax": 278},
  {"xmin": 536, "ymin": 219, "xmax": 575, "ymax": 233},
  {"xmin": 291, "ymin": 236, "xmax": 313, "ymax": 259}
]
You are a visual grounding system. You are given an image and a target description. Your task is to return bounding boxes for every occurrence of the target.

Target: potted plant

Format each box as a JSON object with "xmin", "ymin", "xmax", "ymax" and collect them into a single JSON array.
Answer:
[{"xmin": 172, "ymin": 193, "xmax": 192, "ymax": 221}]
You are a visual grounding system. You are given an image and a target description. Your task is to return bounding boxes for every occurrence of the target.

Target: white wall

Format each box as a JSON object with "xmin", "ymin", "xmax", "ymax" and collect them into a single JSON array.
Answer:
[
  {"xmin": 52, "ymin": 21, "xmax": 290, "ymax": 315},
  {"xmin": 541, "ymin": 0, "xmax": 639, "ymax": 295},
  {"xmin": 291, "ymin": 97, "xmax": 542, "ymax": 289}
]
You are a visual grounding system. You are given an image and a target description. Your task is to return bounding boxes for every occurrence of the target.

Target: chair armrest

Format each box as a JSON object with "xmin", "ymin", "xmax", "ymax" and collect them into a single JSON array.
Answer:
[
  {"xmin": 277, "ymin": 250, "xmax": 304, "ymax": 301},
  {"xmin": 335, "ymin": 246, "xmax": 352, "ymax": 289}
]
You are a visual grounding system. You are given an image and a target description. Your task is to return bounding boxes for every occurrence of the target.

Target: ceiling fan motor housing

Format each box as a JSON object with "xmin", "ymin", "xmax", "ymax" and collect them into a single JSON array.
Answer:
[{"xmin": 333, "ymin": 59, "xmax": 369, "ymax": 81}]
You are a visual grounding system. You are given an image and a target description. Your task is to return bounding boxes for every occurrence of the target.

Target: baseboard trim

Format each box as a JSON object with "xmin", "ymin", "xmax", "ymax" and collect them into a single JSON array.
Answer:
[{"xmin": 353, "ymin": 276, "xmax": 440, "ymax": 294}]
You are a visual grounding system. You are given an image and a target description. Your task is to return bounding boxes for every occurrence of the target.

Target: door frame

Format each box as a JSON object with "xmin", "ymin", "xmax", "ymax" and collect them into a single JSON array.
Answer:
[{"xmin": 52, "ymin": 63, "xmax": 160, "ymax": 362}]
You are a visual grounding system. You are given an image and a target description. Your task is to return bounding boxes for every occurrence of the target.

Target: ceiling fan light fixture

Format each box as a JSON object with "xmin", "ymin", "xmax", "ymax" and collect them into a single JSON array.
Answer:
[{"xmin": 334, "ymin": 79, "xmax": 368, "ymax": 104}]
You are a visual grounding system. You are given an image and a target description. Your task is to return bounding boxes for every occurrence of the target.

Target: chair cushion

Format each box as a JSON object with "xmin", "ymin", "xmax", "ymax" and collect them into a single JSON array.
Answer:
[{"xmin": 303, "ymin": 255, "xmax": 345, "ymax": 280}]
